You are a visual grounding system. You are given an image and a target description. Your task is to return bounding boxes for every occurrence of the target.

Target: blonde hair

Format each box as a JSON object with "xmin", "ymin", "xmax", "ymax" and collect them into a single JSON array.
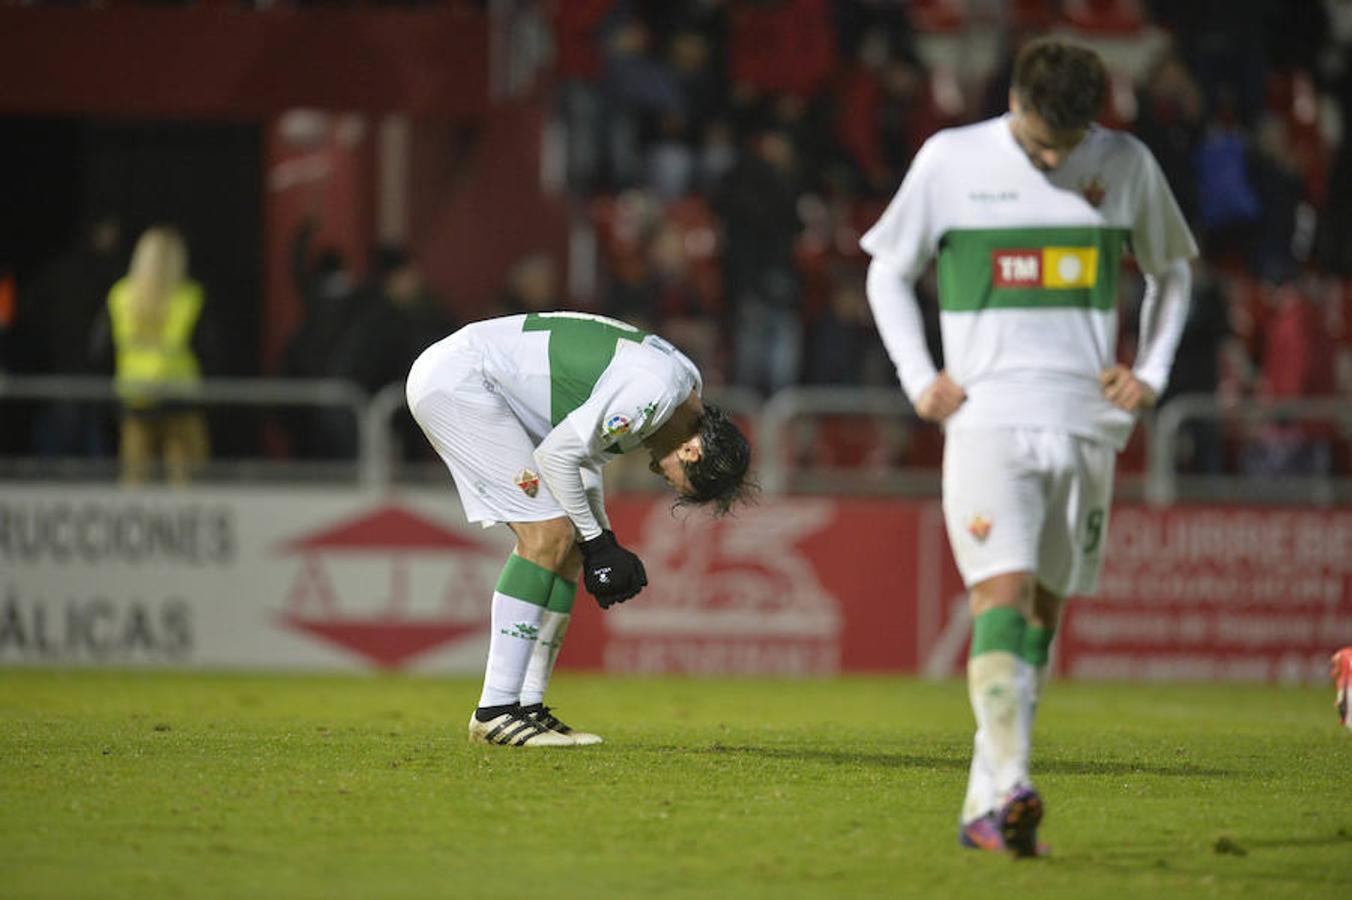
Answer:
[{"xmin": 126, "ymin": 226, "xmax": 188, "ymax": 339}]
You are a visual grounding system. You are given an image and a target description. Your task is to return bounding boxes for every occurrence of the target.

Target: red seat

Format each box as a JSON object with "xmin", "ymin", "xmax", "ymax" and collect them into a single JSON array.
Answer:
[
  {"xmin": 909, "ymin": 0, "xmax": 969, "ymax": 33},
  {"xmin": 1059, "ymin": 0, "xmax": 1144, "ymax": 34}
]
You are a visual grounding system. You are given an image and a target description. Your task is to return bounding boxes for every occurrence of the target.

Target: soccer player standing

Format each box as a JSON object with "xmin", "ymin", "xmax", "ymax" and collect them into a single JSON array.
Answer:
[
  {"xmin": 861, "ymin": 39, "xmax": 1197, "ymax": 854},
  {"xmin": 407, "ymin": 311, "xmax": 752, "ymax": 747}
]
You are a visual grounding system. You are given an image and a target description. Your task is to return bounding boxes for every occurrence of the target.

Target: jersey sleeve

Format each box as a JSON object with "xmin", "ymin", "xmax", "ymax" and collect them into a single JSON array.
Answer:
[
  {"xmin": 859, "ymin": 135, "xmax": 943, "ymax": 278},
  {"xmin": 563, "ymin": 363, "xmax": 686, "ymax": 459},
  {"xmin": 1128, "ymin": 142, "xmax": 1199, "ymax": 276}
]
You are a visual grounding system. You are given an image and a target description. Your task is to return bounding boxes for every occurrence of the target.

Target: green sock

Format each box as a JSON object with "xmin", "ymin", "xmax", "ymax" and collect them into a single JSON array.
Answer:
[
  {"xmin": 1021, "ymin": 624, "xmax": 1056, "ymax": 719},
  {"xmin": 969, "ymin": 607, "xmax": 1027, "ymax": 658},
  {"xmin": 519, "ymin": 574, "xmax": 577, "ymax": 705},
  {"xmin": 480, "ymin": 555, "xmax": 555, "ymax": 707},
  {"xmin": 967, "ymin": 606, "xmax": 1031, "ymax": 799},
  {"xmin": 494, "ymin": 554, "xmax": 555, "ymax": 608},
  {"xmin": 546, "ymin": 575, "xmax": 578, "ymax": 614},
  {"xmin": 1020, "ymin": 625, "xmax": 1056, "ymax": 667}
]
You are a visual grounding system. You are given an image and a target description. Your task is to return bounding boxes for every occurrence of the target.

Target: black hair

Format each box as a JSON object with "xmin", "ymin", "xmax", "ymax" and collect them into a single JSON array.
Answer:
[
  {"xmin": 1011, "ymin": 38, "xmax": 1107, "ymax": 132},
  {"xmin": 678, "ymin": 403, "xmax": 756, "ymax": 516}
]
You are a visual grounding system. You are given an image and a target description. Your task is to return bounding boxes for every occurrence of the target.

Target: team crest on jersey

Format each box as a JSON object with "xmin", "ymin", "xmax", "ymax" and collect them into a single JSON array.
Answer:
[
  {"xmin": 967, "ymin": 515, "xmax": 992, "ymax": 542},
  {"xmin": 602, "ymin": 414, "xmax": 631, "ymax": 439},
  {"xmin": 515, "ymin": 469, "xmax": 540, "ymax": 498},
  {"xmin": 1080, "ymin": 177, "xmax": 1107, "ymax": 208}
]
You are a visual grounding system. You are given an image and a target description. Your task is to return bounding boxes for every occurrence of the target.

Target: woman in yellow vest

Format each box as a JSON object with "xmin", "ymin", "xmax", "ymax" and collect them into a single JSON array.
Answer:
[{"xmin": 107, "ymin": 226, "xmax": 209, "ymax": 486}]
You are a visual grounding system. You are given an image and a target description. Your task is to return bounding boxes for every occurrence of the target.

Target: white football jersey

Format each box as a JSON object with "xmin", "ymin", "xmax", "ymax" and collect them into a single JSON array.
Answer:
[
  {"xmin": 459, "ymin": 312, "xmax": 702, "ymax": 462},
  {"xmin": 861, "ymin": 114, "xmax": 1197, "ymax": 448}
]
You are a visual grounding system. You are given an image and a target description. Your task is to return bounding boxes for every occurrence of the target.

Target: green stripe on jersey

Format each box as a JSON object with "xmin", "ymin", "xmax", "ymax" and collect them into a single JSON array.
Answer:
[
  {"xmin": 937, "ymin": 225, "xmax": 1130, "ymax": 313},
  {"xmin": 522, "ymin": 312, "xmax": 648, "ymax": 425}
]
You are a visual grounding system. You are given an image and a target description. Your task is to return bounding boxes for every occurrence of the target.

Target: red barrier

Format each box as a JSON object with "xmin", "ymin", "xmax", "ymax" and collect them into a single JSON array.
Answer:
[{"xmin": 559, "ymin": 498, "xmax": 1352, "ymax": 683}]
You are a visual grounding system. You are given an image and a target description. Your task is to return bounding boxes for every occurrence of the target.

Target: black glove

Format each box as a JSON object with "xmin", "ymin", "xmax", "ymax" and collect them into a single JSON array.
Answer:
[{"xmin": 579, "ymin": 530, "xmax": 648, "ymax": 609}]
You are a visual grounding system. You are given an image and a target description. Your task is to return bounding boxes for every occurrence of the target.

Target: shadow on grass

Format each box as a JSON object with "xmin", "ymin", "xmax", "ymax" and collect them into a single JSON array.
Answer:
[
  {"xmin": 646, "ymin": 744, "xmax": 1230, "ymax": 777},
  {"xmin": 1066, "ymin": 831, "xmax": 1352, "ymax": 886}
]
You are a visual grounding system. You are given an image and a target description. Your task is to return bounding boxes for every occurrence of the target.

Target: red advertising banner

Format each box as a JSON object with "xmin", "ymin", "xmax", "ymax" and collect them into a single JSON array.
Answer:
[
  {"xmin": 559, "ymin": 499, "xmax": 1352, "ymax": 683},
  {"xmin": 1062, "ymin": 506, "xmax": 1352, "ymax": 683},
  {"xmin": 561, "ymin": 498, "xmax": 932, "ymax": 675}
]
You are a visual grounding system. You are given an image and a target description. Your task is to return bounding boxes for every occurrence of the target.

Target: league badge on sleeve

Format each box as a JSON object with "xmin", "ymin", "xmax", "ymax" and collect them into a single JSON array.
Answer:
[{"xmin": 602, "ymin": 414, "xmax": 631, "ymax": 440}]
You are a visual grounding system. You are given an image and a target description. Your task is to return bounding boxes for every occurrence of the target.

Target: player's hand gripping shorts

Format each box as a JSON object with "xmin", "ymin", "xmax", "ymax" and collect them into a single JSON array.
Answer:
[{"xmin": 941, "ymin": 427, "xmax": 1116, "ymax": 598}]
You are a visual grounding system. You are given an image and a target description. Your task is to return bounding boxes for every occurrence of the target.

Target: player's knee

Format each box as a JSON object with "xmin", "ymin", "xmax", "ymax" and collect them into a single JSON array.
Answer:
[
  {"xmin": 512, "ymin": 518, "xmax": 577, "ymax": 571},
  {"xmin": 969, "ymin": 571, "xmax": 1036, "ymax": 616},
  {"xmin": 1031, "ymin": 584, "xmax": 1064, "ymax": 629}
]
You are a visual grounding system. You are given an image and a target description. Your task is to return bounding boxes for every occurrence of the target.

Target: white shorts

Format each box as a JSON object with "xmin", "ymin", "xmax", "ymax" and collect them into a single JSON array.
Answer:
[
  {"xmin": 405, "ymin": 333, "xmax": 566, "ymax": 528},
  {"xmin": 941, "ymin": 427, "xmax": 1115, "ymax": 598}
]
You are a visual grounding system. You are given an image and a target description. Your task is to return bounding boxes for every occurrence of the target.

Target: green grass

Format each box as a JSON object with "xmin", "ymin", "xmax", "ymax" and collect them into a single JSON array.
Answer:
[{"xmin": 2, "ymin": 671, "xmax": 1350, "ymax": 899}]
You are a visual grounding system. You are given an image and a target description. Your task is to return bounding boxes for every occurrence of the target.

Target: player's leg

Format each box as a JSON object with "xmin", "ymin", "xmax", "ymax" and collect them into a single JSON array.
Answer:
[
  {"xmin": 1024, "ymin": 584, "xmax": 1063, "ymax": 723},
  {"xmin": 406, "ymin": 345, "xmax": 574, "ymax": 747},
  {"xmin": 520, "ymin": 542, "xmax": 581, "ymax": 709},
  {"xmin": 119, "ymin": 413, "xmax": 155, "ymax": 485},
  {"xmin": 943, "ymin": 429, "xmax": 1045, "ymax": 852},
  {"xmin": 517, "ymin": 543, "xmax": 601, "ymax": 744},
  {"xmin": 161, "ymin": 411, "xmax": 209, "ymax": 487},
  {"xmin": 968, "ymin": 571, "xmax": 1041, "ymax": 845},
  {"xmin": 1032, "ymin": 432, "xmax": 1116, "ymax": 724}
]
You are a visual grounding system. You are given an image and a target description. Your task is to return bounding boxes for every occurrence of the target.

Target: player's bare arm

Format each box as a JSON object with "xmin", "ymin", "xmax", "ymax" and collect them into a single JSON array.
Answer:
[
  {"xmin": 1099, "ymin": 364, "xmax": 1156, "ymax": 413},
  {"xmin": 914, "ymin": 371, "xmax": 968, "ymax": 423}
]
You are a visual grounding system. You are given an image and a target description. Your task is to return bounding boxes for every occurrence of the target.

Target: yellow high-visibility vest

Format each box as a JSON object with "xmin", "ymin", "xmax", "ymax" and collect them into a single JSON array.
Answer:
[{"xmin": 108, "ymin": 278, "xmax": 204, "ymax": 407}]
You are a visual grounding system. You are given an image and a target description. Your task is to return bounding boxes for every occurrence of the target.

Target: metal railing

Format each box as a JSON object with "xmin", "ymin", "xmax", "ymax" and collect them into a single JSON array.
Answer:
[
  {"xmin": 758, "ymin": 386, "xmax": 920, "ymax": 494},
  {"xmin": 2, "ymin": 375, "xmax": 1348, "ymax": 504},
  {"xmin": 0, "ymin": 374, "xmax": 369, "ymax": 482},
  {"xmin": 1146, "ymin": 393, "xmax": 1352, "ymax": 506}
]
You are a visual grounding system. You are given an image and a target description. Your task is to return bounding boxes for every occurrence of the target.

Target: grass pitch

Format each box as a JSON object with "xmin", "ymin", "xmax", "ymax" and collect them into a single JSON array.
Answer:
[{"xmin": 2, "ymin": 671, "xmax": 1349, "ymax": 899}]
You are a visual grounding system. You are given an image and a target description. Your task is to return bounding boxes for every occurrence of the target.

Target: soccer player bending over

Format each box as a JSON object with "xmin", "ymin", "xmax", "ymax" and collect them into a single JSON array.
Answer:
[
  {"xmin": 407, "ymin": 311, "xmax": 753, "ymax": 747},
  {"xmin": 861, "ymin": 39, "xmax": 1196, "ymax": 855}
]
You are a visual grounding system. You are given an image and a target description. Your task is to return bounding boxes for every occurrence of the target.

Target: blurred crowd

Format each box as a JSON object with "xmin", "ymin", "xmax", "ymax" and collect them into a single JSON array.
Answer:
[
  {"xmin": 1, "ymin": 0, "xmax": 1350, "ymax": 483},
  {"xmin": 551, "ymin": 0, "xmax": 1352, "ymax": 477},
  {"xmin": 0, "ymin": 215, "xmax": 453, "ymax": 479}
]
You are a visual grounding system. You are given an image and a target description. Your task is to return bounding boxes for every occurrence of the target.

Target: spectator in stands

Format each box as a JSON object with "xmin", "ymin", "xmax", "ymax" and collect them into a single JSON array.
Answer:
[
  {"xmin": 496, "ymin": 252, "xmax": 561, "ymax": 317},
  {"xmin": 696, "ymin": 118, "xmax": 738, "ymax": 193},
  {"xmin": 804, "ymin": 263, "xmax": 886, "ymax": 387},
  {"xmin": 20, "ymin": 212, "xmax": 123, "ymax": 458},
  {"xmin": 648, "ymin": 220, "xmax": 722, "ymax": 382},
  {"xmin": 1134, "ymin": 51, "xmax": 1205, "ymax": 222},
  {"xmin": 99, "ymin": 226, "xmax": 211, "ymax": 486},
  {"xmin": 1150, "ymin": 0, "xmax": 1270, "ymax": 129},
  {"xmin": 552, "ymin": 0, "xmax": 615, "ymax": 193},
  {"xmin": 329, "ymin": 244, "xmax": 453, "ymax": 461},
  {"xmin": 1158, "ymin": 259, "xmax": 1233, "ymax": 474},
  {"xmin": 1242, "ymin": 276, "xmax": 1339, "ymax": 477},
  {"xmin": 278, "ymin": 217, "xmax": 356, "ymax": 460},
  {"xmin": 330, "ymin": 244, "xmax": 451, "ymax": 397},
  {"xmin": 602, "ymin": 245, "xmax": 659, "ymax": 332},
  {"xmin": 1192, "ymin": 91, "xmax": 1263, "ymax": 265},
  {"xmin": 1317, "ymin": 54, "xmax": 1352, "ymax": 276},
  {"xmin": 713, "ymin": 126, "xmax": 805, "ymax": 395},
  {"xmin": 1250, "ymin": 115, "xmax": 1311, "ymax": 281},
  {"xmin": 645, "ymin": 28, "xmax": 726, "ymax": 199},
  {"xmin": 598, "ymin": 6, "xmax": 685, "ymax": 190}
]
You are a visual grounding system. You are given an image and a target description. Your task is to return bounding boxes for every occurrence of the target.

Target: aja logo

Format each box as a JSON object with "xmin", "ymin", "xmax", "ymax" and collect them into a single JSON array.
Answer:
[
  {"xmin": 991, "ymin": 247, "xmax": 1098, "ymax": 289},
  {"xmin": 275, "ymin": 505, "xmax": 500, "ymax": 668}
]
